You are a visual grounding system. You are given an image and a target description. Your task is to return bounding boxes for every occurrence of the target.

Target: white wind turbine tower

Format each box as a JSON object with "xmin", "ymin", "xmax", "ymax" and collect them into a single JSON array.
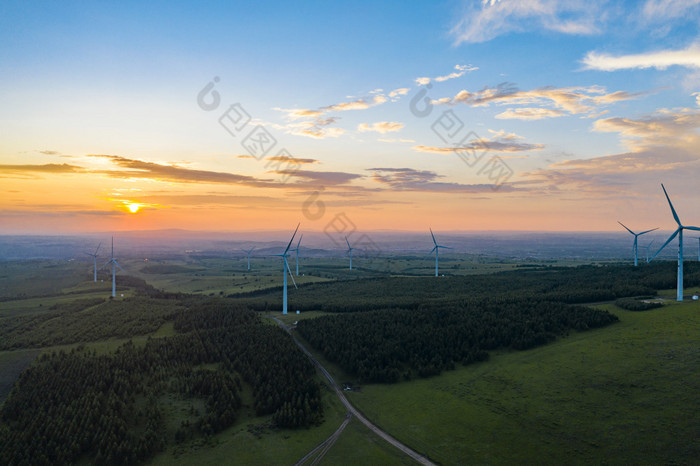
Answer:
[
  {"xmin": 99, "ymin": 237, "xmax": 123, "ymax": 298},
  {"xmin": 273, "ymin": 224, "xmax": 299, "ymax": 314},
  {"xmin": 649, "ymin": 184, "xmax": 700, "ymax": 301},
  {"xmin": 345, "ymin": 236, "xmax": 354, "ymax": 270},
  {"xmin": 294, "ymin": 234, "xmax": 303, "ymax": 276},
  {"xmin": 241, "ymin": 247, "xmax": 255, "ymax": 271},
  {"xmin": 85, "ymin": 242, "xmax": 101, "ymax": 282},
  {"xmin": 429, "ymin": 228, "xmax": 452, "ymax": 277},
  {"xmin": 617, "ymin": 222, "xmax": 658, "ymax": 266}
]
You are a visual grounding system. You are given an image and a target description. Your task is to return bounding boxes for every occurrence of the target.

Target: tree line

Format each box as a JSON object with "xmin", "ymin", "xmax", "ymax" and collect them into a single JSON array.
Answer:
[
  {"xmin": 236, "ymin": 262, "xmax": 699, "ymax": 313},
  {"xmin": 0, "ymin": 299, "xmax": 323, "ymax": 465},
  {"xmin": 297, "ymin": 299, "xmax": 618, "ymax": 383}
]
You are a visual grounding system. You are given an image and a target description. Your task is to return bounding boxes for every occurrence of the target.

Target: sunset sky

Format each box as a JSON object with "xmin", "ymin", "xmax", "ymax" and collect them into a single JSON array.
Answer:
[{"xmin": 2, "ymin": 0, "xmax": 700, "ymax": 234}]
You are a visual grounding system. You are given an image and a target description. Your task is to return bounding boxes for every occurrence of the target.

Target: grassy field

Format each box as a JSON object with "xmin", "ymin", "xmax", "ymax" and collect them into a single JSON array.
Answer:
[
  {"xmin": 149, "ymin": 375, "xmax": 348, "ymax": 465},
  {"xmin": 316, "ymin": 417, "xmax": 414, "ymax": 465},
  {"xmin": 339, "ymin": 300, "xmax": 700, "ymax": 464}
]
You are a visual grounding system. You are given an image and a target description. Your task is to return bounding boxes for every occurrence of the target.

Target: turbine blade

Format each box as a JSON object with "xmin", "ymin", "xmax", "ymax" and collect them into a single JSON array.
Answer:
[
  {"xmin": 95, "ymin": 242, "xmax": 101, "ymax": 256},
  {"xmin": 98, "ymin": 260, "xmax": 111, "ymax": 270},
  {"xmin": 430, "ymin": 228, "xmax": 437, "ymax": 246},
  {"xmin": 649, "ymin": 228, "xmax": 680, "ymax": 262},
  {"xmin": 286, "ymin": 260, "xmax": 298, "ymax": 289},
  {"xmin": 637, "ymin": 227, "xmax": 658, "ymax": 236},
  {"xmin": 114, "ymin": 260, "xmax": 124, "ymax": 272},
  {"xmin": 684, "ymin": 226, "xmax": 700, "ymax": 231},
  {"xmin": 296, "ymin": 234, "xmax": 303, "ymax": 250},
  {"xmin": 345, "ymin": 236, "xmax": 351, "ymax": 250},
  {"xmin": 284, "ymin": 223, "xmax": 300, "ymax": 254},
  {"xmin": 661, "ymin": 184, "xmax": 682, "ymax": 226},
  {"xmin": 617, "ymin": 221, "xmax": 635, "ymax": 235}
]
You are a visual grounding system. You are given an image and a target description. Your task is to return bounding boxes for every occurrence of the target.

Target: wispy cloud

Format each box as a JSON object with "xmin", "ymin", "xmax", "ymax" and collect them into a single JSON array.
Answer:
[
  {"xmin": 272, "ymin": 169, "xmax": 364, "ymax": 186},
  {"xmin": 287, "ymin": 117, "xmax": 345, "ymax": 139},
  {"xmin": 357, "ymin": 121, "xmax": 404, "ymax": 134},
  {"xmin": 368, "ymin": 167, "xmax": 520, "ymax": 193},
  {"xmin": 414, "ymin": 130, "xmax": 543, "ymax": 154},
  {"xmin": 415, "ymin": 64, "xmax": 478, "ymax": 86},
  {"xmin": 378, "ymin": 138, "xmax": 415, "ymax": 143},
  {"xmin": 0, "ymin": 163, "xmax": 84, "ymax": 178},
  {"xmin": 388, "ymin": 88, "xmax": 410, "ymax": 100},
  {"xmin": 434, "ymin": 83, "xmax": 645, "ymax": 118},
  {"xmin": 592, "ymin": 107, "xmax": 700, "ymax": 149},
  {"xmin": 642, "ymin": 0, "xmax": 700, "ymax": 21},
  {"xmin": 88, "ymin": 154, "xmax": 278, "ymax": 186},
  {"xmin": 495, "ymin": 107, "xmax": 565, "ymax": 120},
  {"xmin": 452, "ymin": 0, "xmax": 602, "ymax": 44},
  {"xmin": 266, "ymin": 155, "xmax": 319, "ymax": 165},
  {"xmin": 516, "ymin": 107, "xmax": 700, "ymax": 196},
  {"xmin": 582, "ymin": 44, "xmax": 700, "ymax": 71},
  {"xmin": 274, "ymin": 93, "xmax": 391, "ymax": 139}
]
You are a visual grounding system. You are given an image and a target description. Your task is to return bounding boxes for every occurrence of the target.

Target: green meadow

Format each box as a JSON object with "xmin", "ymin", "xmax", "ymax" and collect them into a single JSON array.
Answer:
[{"xmin": 340, "ymin": 300, "xmax": 700, "ymax": 464}]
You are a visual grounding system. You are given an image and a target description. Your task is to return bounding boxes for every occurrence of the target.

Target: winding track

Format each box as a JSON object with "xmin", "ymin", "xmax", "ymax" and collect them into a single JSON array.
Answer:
[{"xmin": 271, "ymin": 316, "xmax": 436, "ymax": 466}]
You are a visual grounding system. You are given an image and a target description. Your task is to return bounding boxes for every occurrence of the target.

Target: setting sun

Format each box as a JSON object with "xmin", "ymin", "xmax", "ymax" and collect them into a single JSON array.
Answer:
[{"xmin": 126, "ymin": 203, "xmax": 142, "ymax": 213}]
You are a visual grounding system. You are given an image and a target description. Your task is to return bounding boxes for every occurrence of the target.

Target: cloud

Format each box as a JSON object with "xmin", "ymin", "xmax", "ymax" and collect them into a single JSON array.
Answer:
[
  {"xmin": 368, "ymin": 167, "xmax": 520, "ymax": 193},
  {"xmin": 642, "ymin": 0, "xmax": 700, "ymax": 21},
  {"xmin": 378, "ymin": 138, "xmax": 415, "ymax": 143},
  {"xmin": 516, "ymin": 107, "xmax": 700, "ymax": 196},
  {"xmin": 0, "ymin": 209, "xmax": 124, "ymax": 218},
  {"xmin": 415, "ymin": 64, "xmax": 478, "ymax": 86},
  {"xmin": 452, "ymin": 0, "xmax": 601, "ymax": 44},
  {"xmin": 266, "ymin": 155, "xmax": 319, "ymax": 165},
  {"xmin": 273, "ymin": 107, "xmax": 324, "ymax": 119},
  {"xmin": 592, "ymin": 107, "xmax": 700, "ymax": 149},
  {"xmin": 272, "ymin": 169, "xmax": 364, "ymax": 186},
  {"xmin": 322, "ymin": 95, "xmax": 387, "ymax": 112},
  {"xmin": 582, "ymin": 45, "xmax": 700, "ymax": 71},
  {"xmin": 0, "ymin": 163, "xmax": 85, "ymax": 178},
  {"xmin": 287, "ymin": 117, "xmax": 345, "ymax": 139},
  {"xmin": 389, "ymin": 88, "xmax": 410, "ymax": 98},
  {"xmin": 86, "ymin": 154, "xmax": 368, "ymax": 192},
  {"xmin": 413, "ymin": 130, "xmax": 543, "ymax": 154},
  {"xmin": 435, "ymin": 83, "xmax": 645, "ymax": 118},
  {"xmin": 276, "ymin": 92, "xmax": 391, "ymax": 139},
  {"xmin": 434, "ymin": 64, "xmax": 480, "ymax": 82},
  {"xmin": 87, "ymin": 154, "xmax": 278, "ymax": 186},
  {"xmin": 357, "ymin": 121, "xmax": 405, "ymax": 134},
  {"xmin": 495, "ymin": 107, "xmax": 565, "ymax": 120}
]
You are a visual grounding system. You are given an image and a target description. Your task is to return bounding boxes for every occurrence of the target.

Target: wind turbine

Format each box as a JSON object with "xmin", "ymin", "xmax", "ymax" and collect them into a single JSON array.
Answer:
[
  {"xmin": 273, "ymin": 224, "xmax": 299, "ymax": 314},
  {"xmin": 85, "ymin": 242, "xmax": 101, "ymax": 282},
  {"xmin": 649, "ymin": 184, "xmax": 700, "ymax": 301},
  {"xmin": 241, "ymin": 247, "xmax": 254, "ymax": 271},
  {"xmin": 644, "ymin": 239, "xmax": 656, "ymax": 264},
  {"xmin": 294, "ymin": 234, "xmax": 303, "ymax": 276},
  {"xmin": 429, "ymin": 228, "xmax": 452, "ymax": 277},
  {"xmin": 617, "ymin": 222, "xmax": 658, "ymax": 266},
  {"xmin": 99, "ymin": 237, "xmax": 123, "ymax": 298},
  {"xmin": 345, "ymin": 236, "xmax": 354, "ymax": 270},
  {"xmin": 696, "ymin": 237, "xmax": 700, "ymax": 262}
]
